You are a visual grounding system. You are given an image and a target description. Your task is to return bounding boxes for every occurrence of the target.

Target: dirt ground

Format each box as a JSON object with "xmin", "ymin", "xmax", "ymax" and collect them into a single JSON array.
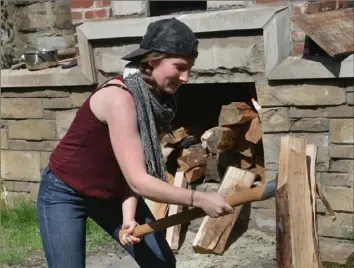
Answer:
[{"xmin": 7, "ymin": 227, "xmax": 277, "ymax": 268}]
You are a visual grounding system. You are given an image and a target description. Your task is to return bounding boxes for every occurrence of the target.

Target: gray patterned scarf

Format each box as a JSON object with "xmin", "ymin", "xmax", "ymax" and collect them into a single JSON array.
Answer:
[{"xmin": 123, "ymin": 63, "xmax": 177, "ymax": 181}]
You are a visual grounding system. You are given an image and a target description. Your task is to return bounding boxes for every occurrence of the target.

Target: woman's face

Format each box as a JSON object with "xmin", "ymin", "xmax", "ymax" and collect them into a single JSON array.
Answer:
[{"xmin": 150, "ymin": 56, "xmax": 195, "ymax": 95}]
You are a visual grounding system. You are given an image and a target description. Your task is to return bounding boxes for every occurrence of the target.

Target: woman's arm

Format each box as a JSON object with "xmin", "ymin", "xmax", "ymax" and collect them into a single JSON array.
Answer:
[
  {"xmin": 93, "ymin": 86, "xmax": 233, "ymax": 218},
  {"xmin": 121, "ymin": 188, "xmax": 139, "ymax": 224}
]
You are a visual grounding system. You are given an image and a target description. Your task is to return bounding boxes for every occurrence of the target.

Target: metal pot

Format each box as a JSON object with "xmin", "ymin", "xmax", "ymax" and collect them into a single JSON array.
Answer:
[{"xmin": 21, "ymin": 49, "xmax": 58, "ymax": 71}]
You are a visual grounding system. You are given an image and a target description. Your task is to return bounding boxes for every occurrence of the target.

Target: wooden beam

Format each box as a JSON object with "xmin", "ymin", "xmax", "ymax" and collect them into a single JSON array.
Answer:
[
  {"xmin": 192, "ymin": 167, "xmax": 256, "ymax": 254},
  {"xmin": 165, "ymin": 172, "xmax": 187, "ymax": 252},
  {"xmin": 291, "ymin": 8, "xmax": 354, "ymax": 57},
  {"xmin": 276, "ymin": 136, "xmax": 323, "ymax": 268}
]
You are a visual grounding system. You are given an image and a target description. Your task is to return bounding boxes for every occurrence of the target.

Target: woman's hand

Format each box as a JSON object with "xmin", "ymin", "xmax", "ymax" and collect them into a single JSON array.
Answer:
[
  {"xmin": 119, "ymin": 220, "xmax": 142, "ymax": 246},
  {"xmin": 194, "ymin": 192, "xmax": 234, "ymax": 218}
]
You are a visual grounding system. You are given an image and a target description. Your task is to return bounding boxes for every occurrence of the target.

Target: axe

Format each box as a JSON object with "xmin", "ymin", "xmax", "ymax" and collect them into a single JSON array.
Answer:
[{"xmin": 119, "ymin": 178, "xmax": 277, "ymax": 240}]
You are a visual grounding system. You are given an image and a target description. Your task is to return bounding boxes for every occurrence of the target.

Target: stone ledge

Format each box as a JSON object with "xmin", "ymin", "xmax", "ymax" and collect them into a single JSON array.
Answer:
[
  {"xmin": 1, "ymin": 66, "xmax": 94, "ymax": 88},
  {"xmin": 268, "ymin": 55, "xmax": 354, "ymax": 80}
]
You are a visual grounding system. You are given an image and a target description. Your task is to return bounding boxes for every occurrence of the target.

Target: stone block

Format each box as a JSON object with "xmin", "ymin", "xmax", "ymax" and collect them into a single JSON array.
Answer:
[
  {"xmin": 324, "ymin": 186, "xmax": 353, "ymax": 212},
  {"xmin": 330, "ymin": 119, "xmax": 354, "ymax": 144},
  {"xmin": 259, "ymin": 107, "xmax": 290, "ymax": 132},
  {"xmin": 1, "ymin": 89, "xmax": 70, "ymax": 98},
  {"xmin": 8, "ymin": 120, "xmax": 56, "ymax": 141},
  {"xmin": 4, "ymin": 181, "xmax": 40, "ymax": 201},
  {"xmin": 18, "ymin": 2, "xmax": 54, "ymax": 31},
  {"xmin": 318, "ymin": 213, "xmax": 354, "ymax": 239},
  {"xmin": 326, "ymin": 105, "xmax": 354, "ymax": 118},
  {"xmin": 37, "ymin": 35, "xmax": 75, "ymax": 52},
  {"xmin": 8, "ymin": 140, "xmax": 58, "ymax": 152},
  {"xmin": 40, "ymin": 152, "xmax": 51, "ymax": 171},
  {"xmin": 291, "ymin": 118, "xmax": 329, "ymax": 132},
  {"xmin": 256, "ymin": 83, "xmax": 346, "ymax": 106},
  {"xmin": 252, "ymin": 197, "xmax": 275, "ymax": 209},
  {"xmin": 262, "ymin": 133, "xmax": 329, "ymax": 171},
  {"xmin": 1, "ymin": 151, "xmax": 41, "ymax": 181},
  {"xmin": 1, "ymin": 129, "xmax": 8, "ymax": 149},
  {"xmin": 6, "ymin": 192, "xmax": 32, "ymax": 208},
  {"xmin": 289, "ymin": 107, "xmax": 327, "ymax": 118},
  {"xmin": 249, "ymin": 208, "xmax": 276, "ymax": 233},
  {"xmin": 207, "ymin": 1, "xmax": 246, "ymax": 9},
  {"xmin": 346, "ymin": 86, "xmax": 354, "ymax": 92},
  {"xmin": 319, "ymin": 237, "xmax": 354, "ymax": 265},
  {"xmin": 56, "ymin": 109, "xmax": 78, "ymax": 139},
  {"xmin": 94, "ymin": 36, "xmax": 265, "ymax": 80},
  {"xmin": 330, "ymin": 160, "xmax": 354, "ymax": 173},
  {"xmin": 53, "ymin": 1, "xmax": 72, "ymax": 29},
  {"xmin": 44, "ymin": 110, "xmax": 56, "ymax": 120},
  {"xmin": 70, "ymin": 91, "xmax": 91, "ymax": 108},
  {"xmin": 1, "ymin": 98, "xmax": 43, "ymax": 119},
  {"xmin": 1, "ymin": 120, "xmax": 7, "ymax": 128},
  {"xmin": 43, "ymin": 98, "xmax": 73, "ymax": 109},
  {"xmin": 112, "ymin": 1, "xmax": 147, "ymax": 16},
  {"xmin": 347, "ymin": 92, "xmax": 354, "ymax": 106},
  {"xmin": 330, "ymin": 145, "xmax": 354, "ymax": 159},
  {"xmin": 318, "ymin": 172, "xmax": 353, "ymax": 188}
]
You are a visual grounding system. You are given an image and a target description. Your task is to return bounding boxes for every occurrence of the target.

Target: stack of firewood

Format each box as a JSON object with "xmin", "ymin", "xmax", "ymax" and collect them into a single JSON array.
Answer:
[
  {"xmin": 143, "ymin": 101, "xmax": 266, "ymax": 253},
  {"xmin": 160, "ymin": 101, "xmax": 265, "ymax": 185}
]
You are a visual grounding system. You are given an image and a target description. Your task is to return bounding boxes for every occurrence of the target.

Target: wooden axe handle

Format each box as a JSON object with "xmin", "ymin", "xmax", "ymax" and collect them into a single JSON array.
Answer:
[{"xmin": 119, "ymin": 181, "xmax": 276, "ymax": 240}]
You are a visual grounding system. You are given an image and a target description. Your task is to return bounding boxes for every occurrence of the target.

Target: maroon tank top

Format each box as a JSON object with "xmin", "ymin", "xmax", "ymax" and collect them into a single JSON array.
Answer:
[{"xmin": 49, "ymin": 77, "xmax": 128, "ymax": 199}]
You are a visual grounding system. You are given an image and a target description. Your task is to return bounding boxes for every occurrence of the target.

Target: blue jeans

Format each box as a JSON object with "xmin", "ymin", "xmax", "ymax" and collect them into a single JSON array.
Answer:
[{"xmin": 37, "ymin": 167, "xmax": 176, "ymax": 268}]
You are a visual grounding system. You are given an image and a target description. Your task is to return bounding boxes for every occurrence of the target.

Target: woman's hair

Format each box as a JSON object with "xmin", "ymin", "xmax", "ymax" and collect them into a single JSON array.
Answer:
[{"xmin": 137, "ymin": 51, "xmax": 166, "ymax": 92}]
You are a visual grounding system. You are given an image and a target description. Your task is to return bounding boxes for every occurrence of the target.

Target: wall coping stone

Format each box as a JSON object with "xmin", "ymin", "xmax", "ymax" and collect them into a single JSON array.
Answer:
[{"xmin": 1, "ymin": 66, "xmax": 93, "ymax": 88}]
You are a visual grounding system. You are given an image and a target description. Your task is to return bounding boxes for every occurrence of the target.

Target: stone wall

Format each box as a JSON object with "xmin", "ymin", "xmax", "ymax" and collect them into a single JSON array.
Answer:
[
  {"xmin": 1, "ymin": 86, "xmax": 95, "ymax": 207},
  {"xmin": 0, "ymin": 0, "xmax": 75, "ymax": 68},
  {"xmin": 250, "ymin": 81, "xmax": 354, "ymax": 240}
]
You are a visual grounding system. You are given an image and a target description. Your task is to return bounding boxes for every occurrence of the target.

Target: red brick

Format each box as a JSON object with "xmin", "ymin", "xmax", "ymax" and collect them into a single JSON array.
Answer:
[
  {"xmin": 292, "ymin": 2, "xmax": 308, "ymax": 15},
  {"xmin": 71, "ymin": 11, "xmax": 83, "ymax": 21},
  {"xmin": 307, "ymin": 2, "xmax": 320, "ymax": 14},
  {"xmin": 95, "ymin": 0, "xmax": 111, "ymax": 7},
  {"xmin": 319, "ymin": 0, "xmax": 336, "ymax": 11},
  {"xmin": 71, "ymin": 0, "xmax": 94, "ymax": 9},
  {"xmin": 84, "ymin": 9, "xmax": 108, "ymax": 20},
  {"xmin": 294, "ymin": 43, "xmax": 305, "ymax": 56},
  {"xmin": 292, "ymin": 30, "xmax": 306, "ymax": 43}
]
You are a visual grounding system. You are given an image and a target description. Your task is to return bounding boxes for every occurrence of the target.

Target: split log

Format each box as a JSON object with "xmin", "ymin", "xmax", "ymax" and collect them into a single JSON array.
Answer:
[
  {"xmin": 201, "ymin": 126, "xmax": 240, "ymax": 154},
  {"xmin": 203, "ymin": 155, "xmax": 222, "ymax": 182},
  {"xmin": 276, "ymin": 136, "xmax": 323, "ymax": 268},
  {"xmin": 185, "ymin": 166, "xmax": 205, "ymax": 184},
  {"xmin": 245, "ymin": 116, "xmax": 263, "ymax": 144},
  {"xmin": 161, "ymin": 127, "xmax": 189, "ymax": 146},
  {"xmin": 240, "ymin": 154, "xmax": 254, "ymax": 170},
  {"xmin": 234, "ymin": 136, "xmax": 255, "ymax": 158},
  {"xmin": 218, "ymin": 102, "xmax": 258, "ymax": 126},
  {"xmin": 192, "ymin": 167, "xmax": 256, "ymax": 254},
  {"xmin": 177, "ymin": 151, "xmax": 207, "ymax": 171},
  {"xmin": 165, "ymin": 172, "xmax": 187, "ymax": 252},
  {"xmin": 145, "ymin": 173, "xmax": 174, "ymax": 220}
]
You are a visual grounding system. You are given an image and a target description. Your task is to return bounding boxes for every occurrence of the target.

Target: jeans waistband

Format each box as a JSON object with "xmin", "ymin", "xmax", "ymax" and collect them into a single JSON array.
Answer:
[{"xmin": 43, "ymin": 166, "xmax": 51, "ymax": 175}]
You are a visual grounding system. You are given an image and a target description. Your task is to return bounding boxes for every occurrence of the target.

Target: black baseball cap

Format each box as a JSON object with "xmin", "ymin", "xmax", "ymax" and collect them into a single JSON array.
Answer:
[{"xmin": 122, "ymin": 18, "xmax": 199, "ymax": 61}]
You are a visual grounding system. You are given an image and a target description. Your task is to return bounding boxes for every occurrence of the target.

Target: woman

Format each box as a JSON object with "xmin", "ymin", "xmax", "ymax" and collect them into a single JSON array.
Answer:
[{"xmin": 37, "ymin": 18, "xmax": 234, "ymax": 268}]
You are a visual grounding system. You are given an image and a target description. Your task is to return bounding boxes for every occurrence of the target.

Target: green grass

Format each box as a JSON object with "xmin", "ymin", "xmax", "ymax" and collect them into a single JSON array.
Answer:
[{"xmin": 0, "ymin": 201, "xmax": 112, "ymax": 265}]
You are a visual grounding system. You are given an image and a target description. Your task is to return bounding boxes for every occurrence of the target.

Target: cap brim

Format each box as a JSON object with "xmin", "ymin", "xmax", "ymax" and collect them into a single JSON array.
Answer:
[{"xmin": 121, "ymin": 48, "xmax": 151, "ymax": 61}]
